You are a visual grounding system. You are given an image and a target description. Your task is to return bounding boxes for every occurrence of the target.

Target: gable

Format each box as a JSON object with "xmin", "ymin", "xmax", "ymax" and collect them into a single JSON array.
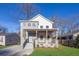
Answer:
[
  {"xmin": 29, "ymin": 14, "xmax": 54, "ymax": 29},
  {"xmin": 29, "ymin": 14, "xmax": 54, "ymax": 24}
]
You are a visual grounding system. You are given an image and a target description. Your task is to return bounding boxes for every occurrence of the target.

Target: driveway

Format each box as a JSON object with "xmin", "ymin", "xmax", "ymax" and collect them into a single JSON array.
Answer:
[{"xmin": 0, "ymin": 45, "xmax": 33, "ymax": 56}]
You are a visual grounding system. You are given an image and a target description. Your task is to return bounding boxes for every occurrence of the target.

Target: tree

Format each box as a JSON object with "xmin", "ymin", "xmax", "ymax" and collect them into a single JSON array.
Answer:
[
  {"xmin": 22, "ymin": 3, "xmax": 40, "ymax": 20},
  {"xmin": 0, "ymin": 25, "xmax": 8, "ymax": 33},
  {"xmin": 74, "ymin": 35, "xmax": 79, "ymax": 48},
  {"xmin": 51, "ymin": 16, "xmax": 75, "ymax": 44}
]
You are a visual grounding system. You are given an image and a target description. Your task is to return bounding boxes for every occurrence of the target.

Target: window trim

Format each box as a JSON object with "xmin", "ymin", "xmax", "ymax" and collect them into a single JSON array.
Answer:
[
  {"xmin": 40, "ymin": 26, "xmax": 43, "ymax": 28},
  {"xmin": 32, "ymin": 23, "xmax": 36, "ymax": 27},
  {"xmin": 28, "ymin": 23, "xmax": 31, "ymax": 26},
  {"xmin": 46, "ymin": 25, "xmax": 49, "ymax": 28}
]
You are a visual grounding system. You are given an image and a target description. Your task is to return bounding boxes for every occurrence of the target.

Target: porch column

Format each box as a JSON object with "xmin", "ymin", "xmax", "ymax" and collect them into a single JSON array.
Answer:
[
  {"xmin": 46, "ymin": 30, "xmax": 48, "ymax": 47},
  {"xmin": 26, "ymin": 31, "xmax": 28, "ymax": 39},
  {"xmin": 20, "ymin": 28, "xmax": 23, "ymax": 47},
  {"xmin": 35, "ymin": 30, "xmax": 38, "ymax": 48},
  {"xmin": 55, "ymin": 31, "xmax": 58, "ymax": 48}
]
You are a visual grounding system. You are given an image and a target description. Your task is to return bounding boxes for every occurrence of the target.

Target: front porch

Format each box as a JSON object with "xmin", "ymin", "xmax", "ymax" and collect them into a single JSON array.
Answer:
[{"xmin": 21, "ymin": 29, "xmax": 59, "ymax": 48}]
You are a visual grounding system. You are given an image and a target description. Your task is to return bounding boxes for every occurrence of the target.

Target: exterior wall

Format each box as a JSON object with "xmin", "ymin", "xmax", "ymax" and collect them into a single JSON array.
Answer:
[
  {"xmin": 0, "ymin": 33, "xmax": 20, "ymax": 46},
  {"xmin": 73, "ymin": 32, "xmax": 79, "ymax": 36},
  {"xmin": 21, "ymin": 21, "xmax": 38, "ymax": 29},
  {"xmin": 20, "ymin": 22, "xmax": 25, "ymax": 47},
  {"xmin": 0, "ymin": 35, "xmax": 5, "ymax": 46},
  {"xmin": 30, "ymin": 14, "xmax": 53, "ymax": 29},
  {"xmin": 20, "ymin": 14, "xmax": 54, "ymax": 30}
]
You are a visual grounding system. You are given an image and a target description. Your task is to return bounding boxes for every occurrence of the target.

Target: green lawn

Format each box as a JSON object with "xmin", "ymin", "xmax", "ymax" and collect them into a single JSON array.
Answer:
[
  {"xmin": 0, "ymin": 45, "xmax": 12, "ymax": 49},
  {"xmin": 0, "ymin": 46, "xmax": 7, "ymax": 49},
  {"xmin": 31, "ymin": 45, "xmax": 79, "ymax": 56}
]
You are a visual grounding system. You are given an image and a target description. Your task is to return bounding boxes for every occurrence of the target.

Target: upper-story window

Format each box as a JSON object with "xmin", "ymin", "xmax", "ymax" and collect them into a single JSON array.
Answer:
[
  {"xmin": 40, "ymin": 26, "xmax": 43, "ymax": 28},
  {"xmin": 28, "ymin": 23, "xmax": 31, "ymax": 26},
  {"xmin": 32, "ymin": 23, "xmax": 36, "ymax": 27},
  {"xmin": 46, "ymin": 25, "xmax": 49, "ymax": 28}
]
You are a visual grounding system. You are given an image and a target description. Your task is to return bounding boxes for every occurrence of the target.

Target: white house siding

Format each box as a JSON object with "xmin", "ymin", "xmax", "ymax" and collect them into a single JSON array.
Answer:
[
  {"xmin": 30, "ymin": 14, "xmax": 54, "ymax": 29},
  {"xmin": 0, "ymin": 35, "xmax": 5, "ymax": 46},
  {"xmin": 20, "ymin": 14, "xmax": 59, "ymax": 48},
  {"xmin": 21, "ymin": 21, "xmax": 38, "ymax": 29}
]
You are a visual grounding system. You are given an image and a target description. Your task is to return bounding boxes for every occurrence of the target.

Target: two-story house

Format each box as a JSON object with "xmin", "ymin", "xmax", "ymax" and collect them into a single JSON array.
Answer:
[{"xmin": 20, "ymin": 14, "xmax": 59, "ymax": 49}]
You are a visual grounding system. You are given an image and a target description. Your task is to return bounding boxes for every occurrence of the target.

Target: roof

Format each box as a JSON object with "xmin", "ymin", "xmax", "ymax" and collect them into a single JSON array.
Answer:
[
  {"xmin": 0, "ymin": 32, "xmax": 5, "ymax": 36},
  {"xmin": 30, "ymin": 14, "xmax": 53, "ymax": 23},
  {"xmin": 60, "ymin": 31, "xmax": 79, "ymax": 37},
  {"xmin": 20, "ymin": 14, "xmax": 54, "ymax": 24}
]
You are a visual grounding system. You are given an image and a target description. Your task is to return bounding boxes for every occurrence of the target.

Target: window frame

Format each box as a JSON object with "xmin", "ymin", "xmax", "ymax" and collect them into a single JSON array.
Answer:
[
  {"xmin": 46, "ymin": 25, "xmax": 49, "ymax": 29},
  {"xmin": 32, "ymin": 23, "xmax": 36, "ymax": 27},
  {"xmin": 40, "ymin": 26, "xmax": 43, "ymax": 29},
  {"xmin": 28, "ymin": 23, "xmax": 31, "ymax": 26}
]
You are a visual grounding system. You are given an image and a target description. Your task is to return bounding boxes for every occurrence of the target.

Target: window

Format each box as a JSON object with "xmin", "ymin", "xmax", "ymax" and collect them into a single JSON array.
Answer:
[
  {"xmin": 48, "ymin": 35, "xmax": 50, "ymax": 39},
  {"xmin": 46, "ymin": 26, "xmax": 49, "ymax": 28},
  {"xmin": 32, "ymin": 23, "xmax": 36, "ymax": 27},
  {"xmin": 40, "ymin": 26, "xmax": 43, "ymax": 28},
  {"xmin": 28, "ymin": 23, "xmax": 31, "ymax": 26},
  {"xmin": 40, "ymin": 36, "xmax": 43, "ymax": 40}
]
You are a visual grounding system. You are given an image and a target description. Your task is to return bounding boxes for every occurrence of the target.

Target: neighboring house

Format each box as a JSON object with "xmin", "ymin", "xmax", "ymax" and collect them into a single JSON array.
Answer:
[
  {"xmin": 0, "ymin": 25, "xmax": 7, "ymax": 46},
  {"xmin": 0, "ymin": 33, "xmax": 20, "ymax": 46},
  {"xmin": 20, "ymin": 14, "xmax": 59, "ymax": 49},
  {"xmin": 5, "ymin": 33, "xmax": 20, "ymax": 45},
  {"xmin": 59, "ymin": 28, "xmax": 79, "ymax": 40},
  {"xmin": 0, "ymin": 33, "xmax": 5, "ymax": 46}
]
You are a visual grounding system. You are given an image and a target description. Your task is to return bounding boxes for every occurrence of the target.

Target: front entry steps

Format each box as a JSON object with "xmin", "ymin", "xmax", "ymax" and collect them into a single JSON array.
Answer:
[
  {"xmin": 22, "ymin": 43, "xmax": 34, "ymax": 55},
  {"xmin": 24, "ymin": 43, "xmax": 33, "ymax": 49}
]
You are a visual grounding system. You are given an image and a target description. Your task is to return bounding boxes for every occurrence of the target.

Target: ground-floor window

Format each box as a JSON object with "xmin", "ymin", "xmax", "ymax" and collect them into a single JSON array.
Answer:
[
  {"xmin": 48, "ymin": 35, "xmax": 50, "ymax": 39},
  {"xmin": 40, "ymin": 36, "xmax": 43, "ymax": 40}
]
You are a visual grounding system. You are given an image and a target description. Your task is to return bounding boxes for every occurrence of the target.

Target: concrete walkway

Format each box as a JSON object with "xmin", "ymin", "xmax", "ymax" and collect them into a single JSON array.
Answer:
[{"xmin": 0, "ymin": 45, "xmax": 33, "ymax": 56}]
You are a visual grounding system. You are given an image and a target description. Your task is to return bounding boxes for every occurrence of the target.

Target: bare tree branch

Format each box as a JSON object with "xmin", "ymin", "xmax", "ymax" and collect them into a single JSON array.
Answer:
[{"xmin": 22, "ymin": 3, "xmax": 40, "ymax": 20}]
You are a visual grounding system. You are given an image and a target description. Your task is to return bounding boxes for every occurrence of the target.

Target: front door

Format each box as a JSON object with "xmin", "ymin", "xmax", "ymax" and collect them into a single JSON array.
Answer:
[
  {"xmin": 29, "ymin": 36, "xmax": 33, "ymax": 43},
  {"xmin": 28, "ymin": 32, "xmax": 36, "ymax": 47}
]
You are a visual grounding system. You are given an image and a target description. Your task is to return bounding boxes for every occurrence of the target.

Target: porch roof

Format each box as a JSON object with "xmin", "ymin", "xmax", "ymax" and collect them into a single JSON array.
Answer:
[{"xmin": 25, "ymin": 28, "xmax": 58, "ymax": 32}]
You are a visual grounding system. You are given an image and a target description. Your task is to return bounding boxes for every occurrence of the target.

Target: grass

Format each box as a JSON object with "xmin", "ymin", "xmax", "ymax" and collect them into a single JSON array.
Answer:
[
  {"xmin": 31, "ymin": 45, "xmax": 79, "ymax": 56},
  {"xmin": 0, "ymin": 45, "xmax": 14, "ymax": 49},
  {"xmin": 0, "ymin": 45, "xmax": 8, "ymax": 49}
]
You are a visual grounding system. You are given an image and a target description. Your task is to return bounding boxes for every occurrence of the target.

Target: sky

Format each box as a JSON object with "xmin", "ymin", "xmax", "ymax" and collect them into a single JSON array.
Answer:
[{"xmin": 0, "ymin": 3, "xmax": 79, "ymax": 32}]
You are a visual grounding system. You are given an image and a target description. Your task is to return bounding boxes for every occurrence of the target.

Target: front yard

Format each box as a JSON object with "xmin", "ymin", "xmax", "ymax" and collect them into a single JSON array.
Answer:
[
  {"xmin": 31, "ymin": 45, "xmax": 79, "ymax": 56},
  {"xmin": 0, "ymin": 45, "xmax": 8, "ymax": 49},
  {"xmin": 0, "ymin": 45, "xmax": 14, "ymax": 49}
]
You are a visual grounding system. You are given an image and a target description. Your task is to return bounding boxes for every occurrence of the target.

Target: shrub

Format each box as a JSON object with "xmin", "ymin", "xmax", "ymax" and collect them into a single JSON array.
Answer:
[{"xmin": 74, "ymin": 35, "xmax": 79, "ymax": 48}]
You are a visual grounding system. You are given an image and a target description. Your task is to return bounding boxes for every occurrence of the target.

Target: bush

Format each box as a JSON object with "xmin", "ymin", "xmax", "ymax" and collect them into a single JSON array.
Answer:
[{"xmin": 74, "ymin": 35, "xmax": 79, "ymax": 48}]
